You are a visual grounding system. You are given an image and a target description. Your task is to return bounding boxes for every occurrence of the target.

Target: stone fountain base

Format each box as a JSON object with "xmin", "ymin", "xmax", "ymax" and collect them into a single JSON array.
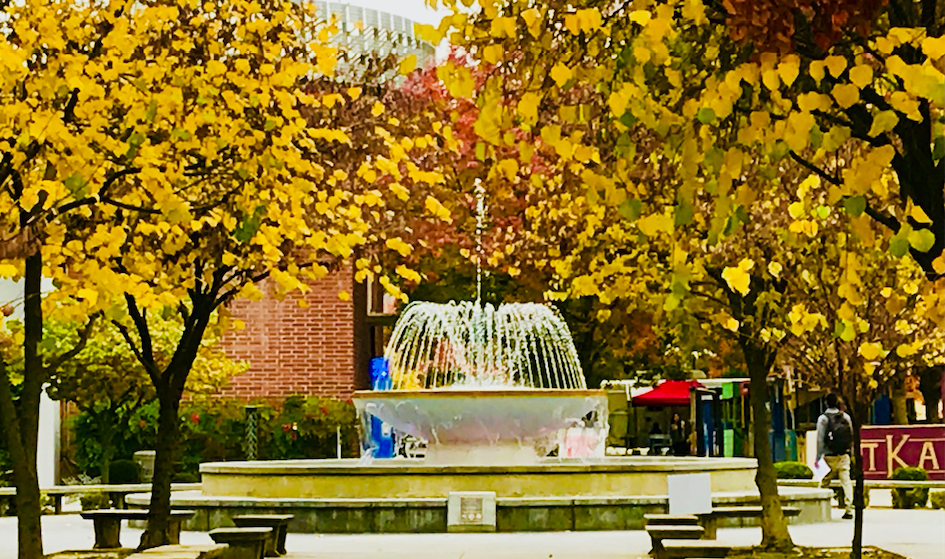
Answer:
[{"xmin": 126, "ymin": 457, "xmax": 833, "ymax": 533}]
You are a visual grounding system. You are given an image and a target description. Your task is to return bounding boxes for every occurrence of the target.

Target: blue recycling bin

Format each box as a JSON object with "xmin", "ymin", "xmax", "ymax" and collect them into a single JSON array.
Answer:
[{"xmin": 368, "ymin": 357, "xmax": 395, "ymax": 458}]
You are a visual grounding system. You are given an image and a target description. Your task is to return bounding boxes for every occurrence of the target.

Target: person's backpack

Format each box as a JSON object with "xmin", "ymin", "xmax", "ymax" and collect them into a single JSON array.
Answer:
[{"xmin": 825, "ymin": 411, "xmax": 853, "ymax": 454}]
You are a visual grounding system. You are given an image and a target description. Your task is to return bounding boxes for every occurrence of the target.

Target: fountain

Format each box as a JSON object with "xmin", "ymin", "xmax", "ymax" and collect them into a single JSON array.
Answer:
[
  {"xmin": 353, "ymin": 300, "xmax": 607, "ymax": 464},
  {"xmin": 133, "ymin": 181, "xmax": 831, "ymax": 534}
]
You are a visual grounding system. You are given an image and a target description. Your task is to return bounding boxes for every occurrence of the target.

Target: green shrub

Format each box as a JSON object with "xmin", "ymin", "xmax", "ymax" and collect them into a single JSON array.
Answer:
[
  {"xmin": 891, "ymin": 466, "xmax": 929, "ymax": 509},
  {"xmin": 80, "ymin": 492, "xmax": 111, "ymax": 511},
  {"xmin": 108, "ymin": 459, "xmax": 141, "ymax": 484},
  {"xmin": 775, "ymin": 461, "xmax": 814, "ymax": 480},
  {"xmin": 929, "ymin": 490, "xmax": 945, "ymax": 510},
  {"xmin": 67, "ymin": 395, "xmax": 359, "ymax": 482}
]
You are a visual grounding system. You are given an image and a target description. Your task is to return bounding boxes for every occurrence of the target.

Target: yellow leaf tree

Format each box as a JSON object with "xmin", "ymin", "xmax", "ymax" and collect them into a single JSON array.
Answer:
[
  {"xmin": 0, "ymin": 0, "xmax": 450, "ymax": 553},
  {"xmin": 433, "ymin": 0, "xmax": 943, "ymax": 553}
]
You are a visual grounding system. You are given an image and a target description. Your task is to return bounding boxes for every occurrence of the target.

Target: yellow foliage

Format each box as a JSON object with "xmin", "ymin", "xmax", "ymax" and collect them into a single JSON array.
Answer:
[
  {"xmin": 849, "ymin": 65, "xmax": 874, "ymax": 88},
  {"xmin": 399, "ymin": 54, "xmax": 418, "ymax": 75},
  {"xmin": 396, "ymin": 265, "xmax": 422, "ymax": 284},
  {"xmin": 637, "ymin": 212, "xmax": 674, "ymax": 237},
  {"xmin": 921, "ymin": 35, "xmax": 945, "ymax": 60},
  {"xmin": 858, "ymin": 342, "xmax": 885, "ymax": 360},
  {"xmin": 867, "ymin": 110, "xmax": 899, "ymax": 137},
  {"xmin": 777, "ymin": 55, "xmax": 800, "ymax": 86},
  {"xmin": 832, "ymin": 84, "xmax": 860, "ymax": 108},
  {"xmin": 424, "ymin": 196, "xmax": 453, "ymax": 222},
  {"xmin": 722, "ymin": 259, "xmax": 754, "ymax": 295},
  {"xmin": 551, "ymin": 64, "xmax": 573, "ymax": 87}
]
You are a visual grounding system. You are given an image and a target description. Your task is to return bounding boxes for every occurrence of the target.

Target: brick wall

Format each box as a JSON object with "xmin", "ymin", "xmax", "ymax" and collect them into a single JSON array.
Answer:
[{"xmin": 219, "ymin": 265, "xmax": 366, "ymax": 400}]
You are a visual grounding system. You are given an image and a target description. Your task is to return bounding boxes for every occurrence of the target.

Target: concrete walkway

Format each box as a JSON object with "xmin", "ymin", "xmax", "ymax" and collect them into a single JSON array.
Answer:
[{"xmin": 1, "ymin": 508, "xmax": 942, "ymax": 559}]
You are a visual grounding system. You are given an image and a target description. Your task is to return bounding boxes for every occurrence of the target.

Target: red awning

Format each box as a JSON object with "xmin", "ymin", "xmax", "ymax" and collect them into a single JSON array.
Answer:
[{"xmin": 631, "ymin": 380, "xmax": 703, "ymax": 407}]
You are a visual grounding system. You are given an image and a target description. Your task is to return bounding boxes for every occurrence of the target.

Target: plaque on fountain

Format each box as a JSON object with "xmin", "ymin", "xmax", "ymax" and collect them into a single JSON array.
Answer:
[{"xmin": 447, "ymin": 491, "xmax": 496, "ymax": 532}]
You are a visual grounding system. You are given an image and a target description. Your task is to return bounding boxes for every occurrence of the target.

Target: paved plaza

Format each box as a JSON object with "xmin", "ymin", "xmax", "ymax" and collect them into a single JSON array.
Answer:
[{"xmin": 1, "ymin": 507, "xmax": 942, "ymax": 559}]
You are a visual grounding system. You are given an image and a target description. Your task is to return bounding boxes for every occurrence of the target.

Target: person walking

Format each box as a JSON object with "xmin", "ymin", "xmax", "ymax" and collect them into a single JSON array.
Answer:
[{"xmin": 816, "ymin": 393, "xmax": 854, "ymax": 519}]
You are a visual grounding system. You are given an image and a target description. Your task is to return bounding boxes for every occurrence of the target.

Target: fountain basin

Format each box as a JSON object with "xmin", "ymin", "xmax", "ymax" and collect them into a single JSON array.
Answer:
[
  {"xmin": 128, "ymin": 457, "xmax": 832, "ymax": 533},
  {"xmin": 199, "ymin": 457, "xmax": 757, "ymax": 499},
  {"xmin": 353, "ymin": 389, "xmax": 607, "ymax": 463}
]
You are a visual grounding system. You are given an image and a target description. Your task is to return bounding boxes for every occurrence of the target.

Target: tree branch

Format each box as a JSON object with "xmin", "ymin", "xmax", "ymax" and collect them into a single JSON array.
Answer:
[
  {"xmin": 864, "ymin": 201, "xmax": 902, "ymax": 233},
  {"xmin": 46, "ymin": 314, "xmax": 100, "ymax": 373},
  {"xmin": 111, "ymin": 320, "xmax": 161, "ymax": 385},
  {"xmin": 789, "ymin": 151, "xmax": 840, "ymax": 186},
  {"xmin": 124, "ymin": 294, "xmax": 155, "ymax": 368}
]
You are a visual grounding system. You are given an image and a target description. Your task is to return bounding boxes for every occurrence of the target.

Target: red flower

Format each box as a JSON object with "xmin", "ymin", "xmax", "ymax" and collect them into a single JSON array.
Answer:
[
  {"xmin": 190, "ymin": 413, "xmax": 200, "ymax": 425},
  {"xmin": 320, "ymin": 406, "xmax": 329, "ymax": 415}
]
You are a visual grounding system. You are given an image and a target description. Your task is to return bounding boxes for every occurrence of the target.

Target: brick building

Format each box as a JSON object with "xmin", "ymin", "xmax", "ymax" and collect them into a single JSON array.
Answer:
[
  {"xmin": 218, "ymin": 2, "xmax": 433, "ymax": 401},
  {"xmin": 219, "ymin": 268, "xmax": 396, "ymax": 400}
]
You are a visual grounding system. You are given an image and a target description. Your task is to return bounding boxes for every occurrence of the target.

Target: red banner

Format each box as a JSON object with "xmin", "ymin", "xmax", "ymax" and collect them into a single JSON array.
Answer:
[{"xmin": 860, "ymin": 425, "xmax": 945, "ymax": 480}]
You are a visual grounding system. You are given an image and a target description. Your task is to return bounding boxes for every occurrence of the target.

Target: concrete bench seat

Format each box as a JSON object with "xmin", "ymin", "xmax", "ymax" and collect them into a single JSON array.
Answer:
[
  {"xmin": 209, "ymin": 528, "xmax": 271, "ymax": 559},
  {"xmin": 644, "ymin": 514, "xmax": 699, "ymax": 526},
  {"xmin": 0, "ymin": 483, "xmax": 201, "ymax": 514},
  {"xmin": 646, "ymin": 525, "xmax": 704, "ymax": 554},
  {"xmin": 696, "ymin": 506, "xmax": 801, "ymax": 539},
  {"xmin": 656, "ymin": 540, "xmax": 751, "ymax": 559},
  {"xmin": 80, "ymin": 509, "xmax": 195, "ymax": 549},
  {"xmin": 232, "ymin": 514, "xmax": 293, "ymax": 556},
  {"xmin": 126, "ymin": 544, "xmax": 228, "ymax": 559}
]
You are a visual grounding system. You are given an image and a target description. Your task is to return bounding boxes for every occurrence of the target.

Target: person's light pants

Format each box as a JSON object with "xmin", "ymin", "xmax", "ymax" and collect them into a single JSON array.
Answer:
[{"xmin": 820, "ymin": 453, "xmax": 853, "ymax": 514}]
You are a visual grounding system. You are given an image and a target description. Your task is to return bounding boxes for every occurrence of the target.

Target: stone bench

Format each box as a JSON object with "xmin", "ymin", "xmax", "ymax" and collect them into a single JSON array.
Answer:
[
  {"xmin": 80, "ymin": 509, "xmax": 195, "ymax": 549},
  {"xmin": 232, "ymin": 514, "xmax": 293, "ymax": 556},
  {"xmin": 696, "ymin": 506, "xmax": 801, "ymax": 539},
  {"xmin": 0, "ymin": 483, "xmax": 201, "ymax": 515},
  {"xmin": 126, "ymin": 544, "xmax": 228, "ymax": 559},
  {"xmin": 644, "ymin": 514, "xmax": 699, "ymax": 526},
  {"xmin": 209, "ymin": 528, "xmax": 271, "ymax": 559},
  {"xmin": 656, "ymin": 540, "xmax": 752, "ymax": 559},
  {"xmin": 646, "ymin": 525, "xmax": 704, "ymax": 554}
]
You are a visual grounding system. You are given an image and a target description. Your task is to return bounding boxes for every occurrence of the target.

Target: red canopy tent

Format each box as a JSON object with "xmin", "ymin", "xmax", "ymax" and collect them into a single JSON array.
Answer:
[{"xmin": 631, "ymin": 380, "xmax": 703, "ymax": 407}]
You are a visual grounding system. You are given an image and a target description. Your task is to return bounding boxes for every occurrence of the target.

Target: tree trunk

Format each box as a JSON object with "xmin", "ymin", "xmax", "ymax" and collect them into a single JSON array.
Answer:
[
  {"xmin": 0, "ymin": 364, "xmax": 44, "ymax": 559},
  {"xmin": 19, "ymin": 252, "xmax": 43, "ymax": 465},
  {"xmin": 745, "ymin": 345, "xmax": 794, "ymax": 550},
  {"xmin": 0, "ymin": 252, "xmax": 46, "ymax": 559},
  {"xmin": 138, "ymin": 387, "xmax": 182, "ymax": 549},
  {"xmin": 891, "ymin": 373, "xmax": 908, "ymax": 425},
  {"xmin": 917, "ymin": 367, "xmax": 943, "ymax": 423},
  {"xmin": 850, "ymin": 400, "xmax": 868, "ymax": 559},
  {"xmin": 98, "ymin": 414, "xmax": 117, "ymax": 485}
]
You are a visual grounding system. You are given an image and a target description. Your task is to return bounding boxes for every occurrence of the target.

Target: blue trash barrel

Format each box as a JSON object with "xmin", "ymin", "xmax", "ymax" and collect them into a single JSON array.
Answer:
[{"xmin": 368, "ymin": 357, "xmax": 395, "ymax": 458}]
